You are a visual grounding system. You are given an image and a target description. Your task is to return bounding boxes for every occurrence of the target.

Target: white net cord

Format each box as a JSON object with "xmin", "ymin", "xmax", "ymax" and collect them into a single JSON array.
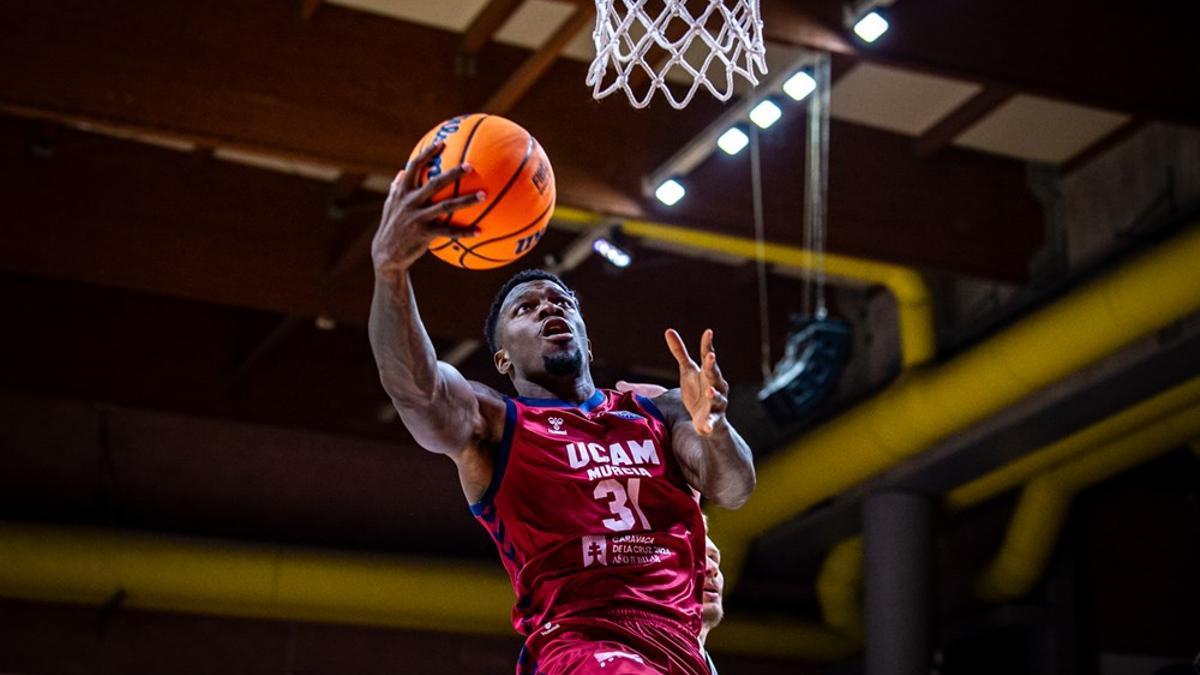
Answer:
[{"xmin": 588, "ymin": 0, "xmax": 767, "ymax": 109}]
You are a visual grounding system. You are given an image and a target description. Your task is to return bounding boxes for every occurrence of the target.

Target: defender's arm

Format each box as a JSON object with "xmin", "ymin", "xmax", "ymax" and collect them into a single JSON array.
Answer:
[{"xmin": 653, "ymin": 329, "xmax": 755, "ymax": 508}]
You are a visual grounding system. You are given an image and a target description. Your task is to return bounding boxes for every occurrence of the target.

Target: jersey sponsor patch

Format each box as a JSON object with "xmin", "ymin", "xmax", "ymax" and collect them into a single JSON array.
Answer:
[
  {"xmin": 581, "ymin": 533, "xmax": 674, "ymax": 567},
  {"xmin": 609, "ymin": 410, "xmax": 645, "ymax": 421},
  {"xmin": 582, "ymin": 534, "xmax": 607, "ymax": 567}
]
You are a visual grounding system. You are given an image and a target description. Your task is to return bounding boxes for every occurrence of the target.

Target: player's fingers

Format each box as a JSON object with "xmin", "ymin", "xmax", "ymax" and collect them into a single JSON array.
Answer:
[
  {"xmin": 617, "ymin": 381, "xmax": 668, "ymax": 397},
  {"xmin": 704, "ymin": 351, "xmax": 729, "ymax": 393},
  {"xmin": 412, "ymin": 191, "xmax": 485, "ymax": 223},
  {"xmin": 411, "ymin": 163, "xmax": 473, "ymax": 204},
  {"xmin": 707, "ymin": 386, "xmax": 728, "ymax": 412},
  {"xmin": 403, "ymin": 141, "xmax": 445, "ymax": 191},
  {"xmin": 664, "ymin": 329, "xmax": 695, "ymax": 370},
  {"xmin": 700, "ymin": 328, "xmax": 714, "ymax": 358},
  {"xmin": 423, "ymin": 222, "xmax": 481, "ymax": 240},
  {"xmin": 382, "ymin": 171, "xmax": 407, "ymax": 223}
]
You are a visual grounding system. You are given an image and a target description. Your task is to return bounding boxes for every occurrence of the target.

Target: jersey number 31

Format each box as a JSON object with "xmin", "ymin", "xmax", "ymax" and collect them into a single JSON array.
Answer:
[{"xmin": 594, "ymin": 478, "xmax": 651, "ymax": 532}]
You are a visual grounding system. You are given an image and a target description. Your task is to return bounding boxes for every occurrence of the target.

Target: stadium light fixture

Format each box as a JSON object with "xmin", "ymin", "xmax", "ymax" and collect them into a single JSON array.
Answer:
[
  {"xmin": 654, "ymin": 179, "xmax": 686, "ymax": 206},
  {"xmin": 592, "ymin": 237, "xmax": 632, "ymax": 268},
  {"xmin": 749, "ymin": 99, "xmax": 782, "ymax": 129},
  {"xmin": 642, "ymin": 51, "xmax": 821, "ymax": 199},
  {"xmin": 716, "ymin": 126, "xmax": 750, "ymax": 155},
  {"xmin": 852, "ymin": 10, "xmax": 889, "ymax": 42},
  {"xmin": 783, "ymin": 70, "xmax": 817, "ymax": 101}
]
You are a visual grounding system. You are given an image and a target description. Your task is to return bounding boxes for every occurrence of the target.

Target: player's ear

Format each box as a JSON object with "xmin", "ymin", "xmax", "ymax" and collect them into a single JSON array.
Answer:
[{"xmin": 494, "ymin": 348, "xmax": 512, "ymax": 375}]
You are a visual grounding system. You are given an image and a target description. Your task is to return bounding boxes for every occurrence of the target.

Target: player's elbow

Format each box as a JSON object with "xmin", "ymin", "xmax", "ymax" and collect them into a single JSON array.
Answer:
[{"xmin": 708, "ymin": 468, "xmax": 756, "ymax": 509}]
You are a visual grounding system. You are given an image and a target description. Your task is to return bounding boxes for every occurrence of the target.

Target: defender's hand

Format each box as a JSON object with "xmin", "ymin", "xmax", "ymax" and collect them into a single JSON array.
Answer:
[
  {"xmin": 664, "ymin": 328, "xmax": 729, "ymax": 436},
  {"xmin": 615, "ymin": 381, "xmax": 669, "ymax": 398},
  {"xmin": 371, "ymin": 140, "xmax": 486, "ymax": 279}
]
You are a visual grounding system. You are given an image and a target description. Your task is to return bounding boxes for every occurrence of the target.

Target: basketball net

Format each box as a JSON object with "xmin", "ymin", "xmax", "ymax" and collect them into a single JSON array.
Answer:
[{"xmin": 588, "ymin": 0, "xmax": 767, "ymax": 109}]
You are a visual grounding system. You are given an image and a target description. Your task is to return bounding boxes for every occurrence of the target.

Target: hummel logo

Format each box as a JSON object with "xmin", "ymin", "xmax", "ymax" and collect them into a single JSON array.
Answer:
[
  {"xmin": 540, "ymin": 622, "xmax": 561, "ymax": 636},
  {"xmin": 547, "ymin": 416, "xmax": 568, "ymax": 435}
]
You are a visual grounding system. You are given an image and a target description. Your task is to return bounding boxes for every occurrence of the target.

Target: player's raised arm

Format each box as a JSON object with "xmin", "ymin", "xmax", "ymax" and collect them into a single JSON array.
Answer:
[
  {"xmin": 368, "ymin": 140, "xmax": 500, "ymax": 458},
  {"xmin": 654, "ymin": 329, "xmax": 756, "ymax": 509}
]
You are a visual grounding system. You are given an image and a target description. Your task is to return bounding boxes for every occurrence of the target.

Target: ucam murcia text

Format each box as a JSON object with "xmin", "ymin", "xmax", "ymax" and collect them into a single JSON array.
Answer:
[{"xmin": 564, "ymin": 439, "xmax": 661, "ymax": 481}]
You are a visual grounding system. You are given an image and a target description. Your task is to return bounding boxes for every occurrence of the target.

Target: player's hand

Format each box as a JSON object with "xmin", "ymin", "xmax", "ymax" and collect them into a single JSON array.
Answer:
[
  {"xmin": 664, "ymin": 328, "xmax": 729, "ymax": 436},
  {"xmin": 615, "ymin": 381, "xmax": 669, "ymax": 398},
  {"xmin": 372, "ymin": 140, "xmax": 486, "ymax": 279}
]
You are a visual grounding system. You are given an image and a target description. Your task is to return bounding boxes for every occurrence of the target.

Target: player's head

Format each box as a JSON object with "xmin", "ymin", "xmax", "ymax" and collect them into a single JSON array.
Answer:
[
  {"xmin": 485, "ymin": 268, "xmax": 592, "ymax": 383},
  {"xmin": 701, "ymin": 527, "xmax": 725, "ymax": 639}
]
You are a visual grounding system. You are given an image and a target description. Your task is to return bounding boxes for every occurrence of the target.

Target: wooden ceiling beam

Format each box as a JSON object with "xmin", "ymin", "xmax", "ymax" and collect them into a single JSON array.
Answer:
[
  {"xmin": 0, "ymin": 0, "xmax": 1045, "ymax": 280},
  {"xmin": 1061, "ymin": 117, "xmax": 1150, "ymax": 177},
  {"xmin": 459, "ymin": 0, "xmax": 526, "ymax": 56},
  {"xmin": 760, "ymin": 0, "xmax": 1198, "ymax": 124},
  {"xmin": 481, "ymin": 4, "xmax": 595, "ymax": 115},
  {"xmin": 914, "ymin": 86, "xmax": 1015, "ymax": 158}
]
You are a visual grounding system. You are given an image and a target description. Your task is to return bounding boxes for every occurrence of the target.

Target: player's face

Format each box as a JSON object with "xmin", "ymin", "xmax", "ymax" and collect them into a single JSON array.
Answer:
[
  {"xmin": 702, "ymin": 535, "xmax": 724, "ymax": 630},
  {"xmin": 495, "ymin": 280, "xmax": 591, "ymax": 380}
]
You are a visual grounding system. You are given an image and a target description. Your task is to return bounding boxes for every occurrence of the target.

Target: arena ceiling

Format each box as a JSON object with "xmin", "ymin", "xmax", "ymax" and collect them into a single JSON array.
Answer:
[{"xmin": 1, "ymin": 1, "xmax": 1198, "ymax": 672}]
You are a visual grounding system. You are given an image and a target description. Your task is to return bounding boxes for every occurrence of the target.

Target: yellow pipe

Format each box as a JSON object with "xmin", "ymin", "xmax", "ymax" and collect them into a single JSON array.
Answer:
[
  {"xmin": 977, "ymin": 404, "xmax": 1200, "ymax": 601},
  {"xmin": 814, "ymin": 536, "xmax": 864, "ymax": 641},
  {"xmin": 552, "ymin": 206, "xmax": 936, "ymax": 368},
  {"xmin": 814, "ymin": 374, "xmax": 1200, "ymax": 640},
  {"xmin": 0, "ymin": 522, "xmax": 515, "ymax": 636},
  {"xmin": 711, "ymin": 222, "xmax": 1200, "ymax": 587},
  {"xmin": 0, "ymin": 521, "xmax": 854, "ymax": 661},
  {"xmin": 948, "ymin": 375, "xmax": 1200, "ymax": 509}
]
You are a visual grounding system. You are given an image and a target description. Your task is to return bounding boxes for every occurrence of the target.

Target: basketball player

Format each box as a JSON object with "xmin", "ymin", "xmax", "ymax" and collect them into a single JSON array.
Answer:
[
  {"xmin": 370, "ymin": 141, "xmax": 756, "ymax": 674},
  {"xmin": 701, "ymin": 533, "xmax": 724, "ymax": 673}
]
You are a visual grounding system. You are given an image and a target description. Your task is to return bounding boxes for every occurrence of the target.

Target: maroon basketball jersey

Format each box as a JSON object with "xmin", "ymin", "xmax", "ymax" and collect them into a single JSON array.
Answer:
[{"xmin": 471, "ymin": 388, "xmax": 706, "ymax": 638}]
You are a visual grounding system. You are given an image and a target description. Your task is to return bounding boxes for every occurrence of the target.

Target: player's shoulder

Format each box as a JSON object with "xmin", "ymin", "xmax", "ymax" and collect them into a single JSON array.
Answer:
[
  {"xmin": 642, "ymin": 387, "xmax": 684, "ymax": 426},
  {"xmin": 612, "ymin": 387, "xmax": 671, "ymax": 426},
  {"xmin": 467, "ymin": 380, "xmax": 513, "ymax": 443}
]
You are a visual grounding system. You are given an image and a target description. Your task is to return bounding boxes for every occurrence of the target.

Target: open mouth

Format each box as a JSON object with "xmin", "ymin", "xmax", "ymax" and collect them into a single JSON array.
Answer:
[{"xmin": 541, "ymin": 318, "xmax": 573, "ymax": 342}]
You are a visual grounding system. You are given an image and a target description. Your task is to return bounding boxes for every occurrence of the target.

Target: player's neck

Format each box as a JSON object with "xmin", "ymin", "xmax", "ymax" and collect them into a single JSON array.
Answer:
[{"xmin": 513, "ymin": 371, "xmax": 596, "ymax": 404}]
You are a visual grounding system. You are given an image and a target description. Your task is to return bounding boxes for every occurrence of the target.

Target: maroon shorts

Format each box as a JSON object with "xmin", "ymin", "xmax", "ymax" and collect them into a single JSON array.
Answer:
[{"xmin": 518, "ymin": 610, "xmax": 710, "ymax": 675}]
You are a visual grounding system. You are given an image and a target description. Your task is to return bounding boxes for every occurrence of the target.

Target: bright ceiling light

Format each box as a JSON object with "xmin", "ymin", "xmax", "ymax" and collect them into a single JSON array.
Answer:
[
  {"xmin": 783, "ymin": 71, "xmax": 817, "ymax": 101},
  {"xmin": 654, "ymin": 179, "xmax": 686, "ymax": 206},
  {"xmin": 716, "ymin": 127, "xmax": 749, "ymax": 155},
  {"xmin": 749, "ymin": 99, "xmax": 782, "ymax": 129},
  {"xmin": 592, "ymin": 237, "xmax": 632, "ymax": 268},
  {"xmin": 853, "ymin": 11, "xmax": 889, "ymax": 43}
]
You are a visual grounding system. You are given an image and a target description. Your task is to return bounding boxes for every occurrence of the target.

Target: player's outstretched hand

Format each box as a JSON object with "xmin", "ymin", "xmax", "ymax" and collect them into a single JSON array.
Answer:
[
  {"xmin": 615, "ymin": 381, "xmax": 668, "ymax": 398},
  {"xmin": 372, "ymin": 140, "xmax": 486, "ymax": 279},
  {"xmin": 664, "ymin": 328, "xmax": 729, "ymax": 436}
]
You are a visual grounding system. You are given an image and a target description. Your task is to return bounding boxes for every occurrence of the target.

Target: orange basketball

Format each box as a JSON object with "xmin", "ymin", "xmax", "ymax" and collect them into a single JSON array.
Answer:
[{"xmin": 406, "ymin": 113, "xmax": 556, "ymax": 270}]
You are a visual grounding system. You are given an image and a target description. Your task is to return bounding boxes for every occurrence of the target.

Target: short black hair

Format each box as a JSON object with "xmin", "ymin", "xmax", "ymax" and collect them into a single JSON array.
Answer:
[{"xmin": 484, "ymin": 268, "xmax": 575, "ymax": 354}]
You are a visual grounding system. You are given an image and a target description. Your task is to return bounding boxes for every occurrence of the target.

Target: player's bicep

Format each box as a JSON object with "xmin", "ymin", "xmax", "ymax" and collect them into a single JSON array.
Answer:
[
  {"xmin": 652, "ymin": 390, "xmax": 708, "ymax": 490},
  {"xmin": 394, "ymin": 361, "xmax": 502, "ymax": 458}
]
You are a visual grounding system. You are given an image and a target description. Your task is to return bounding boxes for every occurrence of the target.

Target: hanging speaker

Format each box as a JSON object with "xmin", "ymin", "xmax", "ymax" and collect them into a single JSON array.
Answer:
[{"xmin": 758, "ymin": 315, "xmax": 851, "ymax": 424}]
